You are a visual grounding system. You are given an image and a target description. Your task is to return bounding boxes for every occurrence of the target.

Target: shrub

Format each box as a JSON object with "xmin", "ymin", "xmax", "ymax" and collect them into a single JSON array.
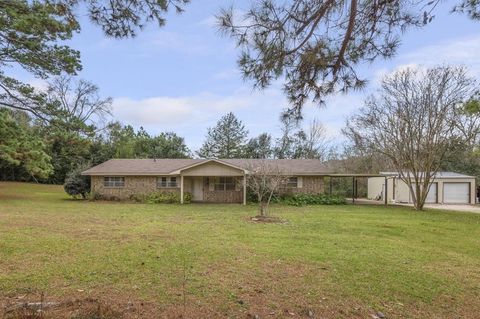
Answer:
[
  {"xmin": 89, "ymin": 191, "xmax": 103, "ymax": 201},
  {"xmin": 246, "ymin": 188, "xmax": 281, "ymax": 204},
  {"xmin": 281, "ymin": 193, "xmax": 346, "ymax": 206},
  {"xmin": 129, "ymin": 193, "xmax": 146, "ymax": 202},
  {"xmin": 64, "ymin": 163, "xmax": 91, "ymax": 199},
  {"xmin": 144, "ymin": 191, "xmax": 192, "ymax": 204}
]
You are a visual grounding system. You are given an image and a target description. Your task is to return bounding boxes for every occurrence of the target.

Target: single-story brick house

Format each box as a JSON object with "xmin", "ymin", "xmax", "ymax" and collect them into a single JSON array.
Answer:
[{"xmin": 81, "ymin": 158, "xmax": 331, "ymax": 204}]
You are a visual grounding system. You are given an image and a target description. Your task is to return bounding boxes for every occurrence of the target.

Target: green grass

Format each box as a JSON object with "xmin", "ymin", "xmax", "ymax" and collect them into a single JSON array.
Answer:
[{"xmin": 1, "ymin": 182, "xmax": 480, "ymax": 318}]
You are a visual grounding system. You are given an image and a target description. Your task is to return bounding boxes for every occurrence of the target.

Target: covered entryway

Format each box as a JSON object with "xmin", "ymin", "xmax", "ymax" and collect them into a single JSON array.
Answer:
[
  {"xmin": 443, "ymin": 182, "xmax": 470, "ymax": 204},
  {"xmin": 177, "ymin": 159, "xmax": 247, "ymax": 204}
]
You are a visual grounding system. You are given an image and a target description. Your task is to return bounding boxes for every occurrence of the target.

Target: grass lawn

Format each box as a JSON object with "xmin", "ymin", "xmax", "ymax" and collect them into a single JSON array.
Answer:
[{"xmin": 1, "ymin": 182, "xmax": 480, "ymax": 318}]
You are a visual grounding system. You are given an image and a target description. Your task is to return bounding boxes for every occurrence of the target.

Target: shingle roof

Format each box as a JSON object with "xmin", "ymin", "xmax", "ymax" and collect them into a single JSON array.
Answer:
[
  {"xmin": 221, "ymin": 159, "xmax": 331, "ymax": 174},
  {"xmin": 81, "ymin": 158, "xmax": 332, "ymax": 176}
]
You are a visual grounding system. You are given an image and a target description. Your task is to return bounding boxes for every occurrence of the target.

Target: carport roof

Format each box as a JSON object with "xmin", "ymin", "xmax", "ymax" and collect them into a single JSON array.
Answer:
[{"xmin": 379, "ymin": 171, "xmax": 475, "ymax": 178}]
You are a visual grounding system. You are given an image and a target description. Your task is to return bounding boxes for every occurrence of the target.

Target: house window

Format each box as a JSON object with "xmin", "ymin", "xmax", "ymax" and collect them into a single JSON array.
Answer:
[
  {"xmin": 157, "ymin": 176, "xmax": 178, "ymax": 188},
  {"xmin": 214, "ymin": 177, "xmax": 235, "ymax": 191},
  {"xmin": 104, "ymin": 177, "xmax": 125, "ymax": 187},
  {"xmin": 286, "ymin": 177, "xmax": 298, "ymax": 188}
]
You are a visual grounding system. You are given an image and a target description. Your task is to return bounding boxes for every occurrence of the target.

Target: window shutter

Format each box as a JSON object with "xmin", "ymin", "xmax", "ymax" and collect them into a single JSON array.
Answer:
[
  {"xmin": 297, "ymin": 177, "xmax": 303, "ymax": 188},
  {"xmin": 208, "ymin": 178, "xmax": 214, "ymax": 191}
]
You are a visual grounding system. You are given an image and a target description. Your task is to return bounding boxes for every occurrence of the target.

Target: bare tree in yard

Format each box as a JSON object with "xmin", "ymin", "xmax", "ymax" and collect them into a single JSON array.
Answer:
[
  {"xmin": 344, "ymin": 66, "xmax": 480, "ymax": 210},
  {"xmin": 295, "ymin": 118, "xmax": 331, "ymax": 160},
  {"xmin": 247, "ymin": 161, "xmax": 291, "ymax": 218},
  {"xmin": 46, "ymin": 76, "xmax": 112, "ymax": 131}
]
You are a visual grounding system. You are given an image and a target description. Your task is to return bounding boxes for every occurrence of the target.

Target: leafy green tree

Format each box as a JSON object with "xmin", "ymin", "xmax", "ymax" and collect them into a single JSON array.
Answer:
[
  {"xmin": 97, "ymin": 122, "xmax": 191, "ymax": 159},
  {"xmin": 0, "ymin": 0, "xmax": 188, "ymax": 120},
  {"xmin": 151, "ymin": 132, "xmax": 190, "ymax": 158},
  {"xmin": 42, "ymin": 128, "xmax": 92, "ymax": 184},
  {"xmin": 0, "ymin": 108, "xmax": 52, "ymax": 179},
  {"xmin": 197, "ymin": 112, "xmax": 248, "ymax": 158},
  {"xmin": 245, "ymin": 133, "xmax": 273, "ymax": 159},
  {"xmin": 218, "ymin": 0, "xmax": 480, "ymax": 117},
  {"xmin": 0, "ymin": 1, "xmax": 81, "ymax": 121},
  {"xmin": 64, "ymin": 162, "xmax": 91, "ymax": 199},
  {"xmin": 1, "ymin": 0, "xmax": 187, "ymax": 182}
]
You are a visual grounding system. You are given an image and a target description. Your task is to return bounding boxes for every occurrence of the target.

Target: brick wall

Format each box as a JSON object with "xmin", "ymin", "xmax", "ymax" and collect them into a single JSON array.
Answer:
[
  {"xmin": 90, "ymin": 175, "xmax": 324, "ymax": 201},
  {"xmin": 280, "ymin": 176, "xmax": 325, "ymax": 195},
  {"xmin": 202, "ymin": 177, "xmax": 243, "ymax": 203},
  {"xmin": 91, "ymin": 176, "xmax": 179, "ymax": 200}
]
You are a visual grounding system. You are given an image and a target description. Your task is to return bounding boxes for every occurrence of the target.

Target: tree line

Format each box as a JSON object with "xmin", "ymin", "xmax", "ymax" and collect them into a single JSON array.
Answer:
[
  {"xmin": 0, "ymin": 75, "xmax": 334, "ymax": 184},
  {"xmin": 2, "ymin": 1, "xmax": 480, "ymax": 211}
]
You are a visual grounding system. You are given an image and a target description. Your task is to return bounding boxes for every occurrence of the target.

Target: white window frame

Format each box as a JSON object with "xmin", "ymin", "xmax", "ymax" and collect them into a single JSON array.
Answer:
[
  {"xmin": 157, "ymin": 176, "xmax": 179, "ymax": 188},
  {"xmin": 104, "ymin": 176, "xmax": 125, "ymax": 188}
]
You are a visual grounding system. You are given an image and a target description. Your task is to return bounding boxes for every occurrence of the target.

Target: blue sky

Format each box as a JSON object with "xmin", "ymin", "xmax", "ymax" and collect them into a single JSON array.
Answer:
[{"xmin": 26, "ymin": 1, "xmax": 479, "ymax": 151}]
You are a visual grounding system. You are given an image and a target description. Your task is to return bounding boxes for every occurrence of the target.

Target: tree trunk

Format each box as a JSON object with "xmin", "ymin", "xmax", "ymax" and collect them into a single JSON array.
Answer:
[
  {"xmin": 414, "ymin": 200, "xmax": 424, "ymax": 210},
  {"xmin": 259, "ymin": 202, "xmax": 267, "ymax": 217}
]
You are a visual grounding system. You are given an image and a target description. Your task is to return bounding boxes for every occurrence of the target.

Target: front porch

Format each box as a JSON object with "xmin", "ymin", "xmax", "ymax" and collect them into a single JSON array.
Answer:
[
  {"xmin": 180, "ymin": 175, "xmax": 247, "ymax": 204},
  {"xmin": 175, "ymin": 159, "xmax": 248, "ymax": 205}
]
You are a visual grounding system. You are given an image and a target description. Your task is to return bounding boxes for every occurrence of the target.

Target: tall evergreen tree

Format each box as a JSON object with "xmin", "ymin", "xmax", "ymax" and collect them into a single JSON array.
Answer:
[
  {"xmin": 0, "ymin": 109, "xmax": 52, "ymax": 179},
  {"xmin": 197, "ymin": 112, "xmax": 248, "ymax": 158},
  {"xmin": 274, "ymin": 115, "xmax": 297, "ymax": 159},
  {"xmin": 245, "ymin": 133, "xmax": 273, "ymax": 159}
]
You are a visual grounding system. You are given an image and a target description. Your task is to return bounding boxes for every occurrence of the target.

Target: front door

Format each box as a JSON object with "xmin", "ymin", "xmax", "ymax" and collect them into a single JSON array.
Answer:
[{"xmin": 192, "ymin": 177, "xmax": 203, "ymax": 201}]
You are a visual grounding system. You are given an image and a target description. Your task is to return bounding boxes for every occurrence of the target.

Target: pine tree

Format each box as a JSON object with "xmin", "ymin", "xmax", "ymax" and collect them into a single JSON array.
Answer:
[{"xmin": 197, "ymin": 112, "xmax": 248, "ymax": 158}]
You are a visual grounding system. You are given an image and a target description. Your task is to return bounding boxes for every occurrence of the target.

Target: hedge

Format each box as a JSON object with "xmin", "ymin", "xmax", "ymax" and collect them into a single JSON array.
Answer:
[{"xmin": 281, "ymin": 193, "xmax": 346, "ymax": 206}]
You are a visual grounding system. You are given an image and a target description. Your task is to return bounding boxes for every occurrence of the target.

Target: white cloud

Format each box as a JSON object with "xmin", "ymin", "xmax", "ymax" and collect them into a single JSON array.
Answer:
[
  {"xmin": 111, "ymin": 87, "xmax": 288, "ymax": 149},
  {"xmin": 110, "ymin": 34, "xmax": 480, "ymax": 151},
  {"xmin": 399, "ymin": 35, "xmax": 480, "ymax": 75}
]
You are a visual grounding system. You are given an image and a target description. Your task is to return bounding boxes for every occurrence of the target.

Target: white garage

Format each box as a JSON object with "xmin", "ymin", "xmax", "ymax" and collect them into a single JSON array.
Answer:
[
  {"xmin": 368, "ymin": 172, "xmax": 476, "ymax": 205},
  {"xmin": 443, "ymin": 182, "xmax": 471, "ymax": 204},
  {"xmin": 411, "ymin": 183, "xmax": 437, "ymax": 204}
]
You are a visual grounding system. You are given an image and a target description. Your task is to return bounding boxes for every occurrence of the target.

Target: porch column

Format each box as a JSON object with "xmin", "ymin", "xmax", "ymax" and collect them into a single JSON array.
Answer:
[
  {"xmin": 243, "ymin": 174, "xmax": 247, "ymax": 205},
  {"xmin": 180, "ymin": 175, "xmax": 184, "ymax": 204}
]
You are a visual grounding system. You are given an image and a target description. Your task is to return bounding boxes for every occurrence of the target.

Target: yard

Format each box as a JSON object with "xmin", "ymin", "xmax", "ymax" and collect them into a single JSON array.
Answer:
[{"xmin": 0, "ymin": 182, "xmax": 479, "ymax": 318}]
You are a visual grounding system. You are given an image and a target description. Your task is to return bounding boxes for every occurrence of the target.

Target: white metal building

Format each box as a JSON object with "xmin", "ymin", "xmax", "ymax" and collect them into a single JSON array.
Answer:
[{"xmin": 368, "ymin": 172, "xmax": 476, "ymax": 204}]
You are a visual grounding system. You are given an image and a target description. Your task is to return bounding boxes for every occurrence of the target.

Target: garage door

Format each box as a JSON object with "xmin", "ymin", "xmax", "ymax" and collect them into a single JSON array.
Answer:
[
  {"xmin": 411, "ymin": 183, "xmax": 437, "ymax": 203},
  {"xmin": 443, "ymin": 183, "xmax": 470, "ymax": 204}
]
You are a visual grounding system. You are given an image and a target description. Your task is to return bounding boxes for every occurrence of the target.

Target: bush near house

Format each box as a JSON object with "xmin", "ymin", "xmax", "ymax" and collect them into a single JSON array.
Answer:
[
  {"xmin": 129, "ymin": 191, "xmax": 192, "ymax": 204},
  {"xmin": 281, "ymin": 193, "xmax": 346, "ymax": 206},
  {"xmin": 63, "ymin": 164, "xmax": 91, "ymax": 199}
]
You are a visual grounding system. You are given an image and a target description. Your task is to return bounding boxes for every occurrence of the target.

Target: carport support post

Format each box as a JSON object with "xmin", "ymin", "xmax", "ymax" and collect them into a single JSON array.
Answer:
[
  {"xmin": 352, "ymin": 177, "xmax": 355, "ymax": 204},
  {"xmin": 243, "ymin": 174, "xmax": 247, "ymax": 205},
  {"xmin": 180, "ymin": 175, "xmax": 184, "ymax": 204},
  {"xmin": 384, "ymin": 176, "xmax": 388, "ymax": 205}
]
